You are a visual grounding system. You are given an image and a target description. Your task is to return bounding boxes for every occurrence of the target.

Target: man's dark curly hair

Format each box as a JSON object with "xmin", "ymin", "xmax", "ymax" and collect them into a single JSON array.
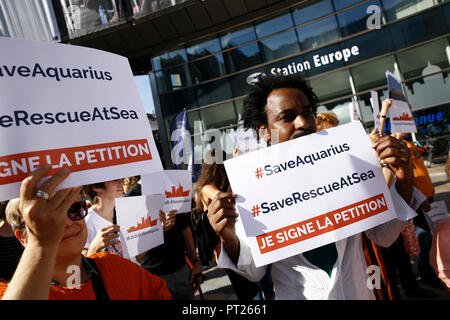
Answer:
[{"xmin": 242, "ymin": 73, "xmax": 318, "ymax": 131}]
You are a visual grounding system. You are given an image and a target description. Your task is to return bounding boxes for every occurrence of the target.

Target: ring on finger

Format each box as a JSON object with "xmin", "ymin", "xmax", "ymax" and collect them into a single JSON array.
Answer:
[{"xmin": 36, "ymin": 189, "xmax": 51, "ymax": 200}]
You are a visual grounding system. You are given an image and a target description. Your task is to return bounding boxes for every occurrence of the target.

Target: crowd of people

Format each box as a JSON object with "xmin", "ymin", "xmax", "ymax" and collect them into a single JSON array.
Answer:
[{"xmin": 0, "ymin": 73, "xmax": 448, "ymax": 300}]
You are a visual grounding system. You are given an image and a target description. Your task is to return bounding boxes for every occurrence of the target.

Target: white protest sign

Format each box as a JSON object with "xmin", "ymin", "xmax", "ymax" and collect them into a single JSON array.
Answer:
[
  {"xmin": 370, "ymin": 91, "xmax": 381, "ymax": 132},
  {"xmin": 386, "ymin": 71, "xmax": 417, "ymax": 134},
  {"xmin": 224, "ymin": 122, "xmax": 397, "ymax": 267},
  {"xmin": 115, "ymin": 194, "xmax": 165, "ymax": 258},
  {"xmin": 141, "ymin": 170, "xmax": 192, "ymax": 214},
  {"xmin": 426, "ymin": 201, "xmax": 449, "ymax": 223},
  {"xmin": 349, "ymin": 98, "xmax": 362, "ymax": 122},
  {"xmin": 0, "ymin": 37, "xmax": 163, "ymax": 201}
]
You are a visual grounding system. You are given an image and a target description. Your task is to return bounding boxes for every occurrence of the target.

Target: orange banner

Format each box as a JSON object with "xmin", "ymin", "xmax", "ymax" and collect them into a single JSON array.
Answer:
[
  {"xmin": 257, "ymin": 193, "xmax": 388, "ymax": 254},
  {"xmin": 0, "ymin": 139, "xmax": 152, "ymax": 185}
]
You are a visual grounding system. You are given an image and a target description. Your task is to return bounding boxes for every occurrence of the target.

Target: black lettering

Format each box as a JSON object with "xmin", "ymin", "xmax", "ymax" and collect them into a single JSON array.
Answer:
[
  {"xmin": 302, "ymin": 192, "xmax": 310, "ymax": 200},
  {"xmin": 129, "ymin": 110, "xmax": 138, "ymax": 119},
  {"xmin": 67, "ymin": 112, "xmax": 80, "ymax": 123},
  {"xmin": 323, "ymin": 184, "xmax": 332, "ymax": 194},
  {"xmin": 367, "ymin": 170, "xmax": 375, "ymax": 179},
  {"xmin": 80, "ymin": 111, "xmax": 90, "ymax": 121},
  {"xmin": 312, "ymin": 152, "xmax": 321, "ymax": 161},
  {"xmin": 360, "ymin": 172, "xmax": 368, "ymax": 181},
  {"xmin": 88, "ymin": 66, "xmax": 94, "ymax": 79},
  {"xmin": 0, "ymin": 115, "xmax": 13, "ymax": 127},
  {"xmin": 102, "ymin": 107, "xmax": 111, "ymax": 120},
  {"xmin": 104, "ymin": 72, "xmax": 112, "ymax": 80},
  {"xmin": 44, "ymin": 113, "xmax": 55, "ymax": 124},
  {"xmin": 343, "ymin": 143, "xmax": 350, "ymax": 151},
  {"xmin": 30, "ymin": 113, "xmax": 43, "ymax": 125},
  {"xmin": 120, "ymin": 110, "xmax": 130, "ymax": 119},
  {"xmin": 59, "ymin": 68, "xmax": 72, "ymax": 79},
  {"xmin": 14, "ymin": 110, "xmax": 30, "ymax": 126},
  {"xmin": 55, "ymin": 112, "xmax": 66, "ymax": 123},
  {"xmin": 317, "ymin": 187, "xmax": 324, "ymax": 196},
  {"xmin": 110, "ymin": 107, "xmax": 120, "ymax": 120},
  {"xmin": 332, "ymin": 182, "xmax": 340, "ymax": 190},
  {"xmin": 352, "ymin": 172, "xmax": 361, "ymax": 184},
  {"xmin": 296, "ymin": 155, "xmax": 305, "ymax": 166},
  {"xmin": 82, "ymin": 69, "xmax": 89, "ymax": 79},
  {"xmin": 310, "ymin": 189, "xmax": 317, "ymax": 198},
  {"xmin": 292, "ymin": 192, "xmax": 302, "ymax": 204},
  {"xmin": 3, "ymin": 65, "xmax": 16, "ymax": 76},
  {"xmin": 264, "ymin": 165, "xmax": 273, "ymax": 176},
  {"xmin": 94, "ymin": 70, "xmax": 105, "ymax": 80},
  {"xmin": 92, "ymin": 107, "xmax": 104, "ymax": 121},
  {"xmin": 32, "ymin": 63, "xmax": 46, "ymax": 77},
  {"xmin": 261, "ymin": 202, "xmax": 270, "ymax": 214},
  {"xmin": 72, "ymin": 69, "xmax": 82, "ymax": 78},
  {"xmin": 46, "ymin": 67, "xmax": 60, "ymax": 81},
  {"xmin": 340, "ymin": 177, "xmax": 349, "ymax": 188},
  {"xmin": 17, "ymin": 66, "xmax": 31, "ymax": 77}
]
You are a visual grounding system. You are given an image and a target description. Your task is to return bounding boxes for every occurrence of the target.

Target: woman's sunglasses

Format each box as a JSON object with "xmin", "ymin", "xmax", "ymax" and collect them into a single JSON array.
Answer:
[{"xmin": 67, "ymin": 201, "xmax": 88, "ymax": 221}]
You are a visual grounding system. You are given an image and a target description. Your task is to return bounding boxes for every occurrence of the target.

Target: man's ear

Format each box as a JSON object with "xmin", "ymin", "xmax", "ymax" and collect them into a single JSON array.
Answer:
[
  {"xmin": 15, "ymin": 230, "xmax": 26, "ymax": 247},
  {"xmin": 258, "ymin": 124, "xmax": 271, "ymax": 144}
]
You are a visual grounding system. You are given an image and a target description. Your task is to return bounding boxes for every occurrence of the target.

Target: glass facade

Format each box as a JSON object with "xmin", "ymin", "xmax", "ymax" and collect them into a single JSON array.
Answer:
[{"xmin": 145, "ymin": 0, "xmax": 449, "ymax": 159}]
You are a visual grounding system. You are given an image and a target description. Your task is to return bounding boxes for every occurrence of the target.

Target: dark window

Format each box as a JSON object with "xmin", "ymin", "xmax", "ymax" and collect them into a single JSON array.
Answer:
[
  {"xmin": 351, "ymin": 55, "xmax": 396, "ymax": 92},
  {"xmin": 220, "ymin": 24, "xmax": 257, "ymax": 49},
  {"xmin": 389, "ymin": 7, "xmax": 446, "ymax": 49},
  {"xmin": 200, "ymin": 101, "xmax": 238, "ymax": 130},
  {"xmin": 159, "ymin": 88, "xmax": 197, "ymax": 117},
  {"xmin": 445, "ymin": 2, "xmax": 450, "ymax": 28},
  {"xmin": 396, "ymin": 38, "xmax": 449, "ymax": 80},
  {"xmin": 152, "ymin": 48, "xmax": 188, "ymax": 71},
  {"xmin": 259, "ymin": 30, "xmax": 300, "ymax": 62},
  {"xmin": 255, "ymin": 12, "xmax": 294, "ymax": 38},
  {"xmin": 336, "ymin": 0, "xmax": 381, "ymax": 37},
  {"xmin": 308, "ymin": 69, "xmax": 352, "ymax": 101},
  {"xmin": 155, "ymin": 64, "xmax": 192, "ymax": 93},
  {"xmin": 333, "ymin": 0, "xmax": 363, "ymax": 11},
  {"xmin": 296, "ymin": 16, "xmax": 341, "ymax": 50},
  {"xmin": 382, "ymin": 0, "xmax": 442, "ymax": 22},
  {"xmin": 343, "ymin": 28, "xmax": 392, "ymax": 63},
  {"xmin": 195, "ymin": 78, "xmax": 232, "ymax": 106},
  {"xmin": 189, "ymin": 54, "xmax": 227, "ymax": 84},
  {"xmin": 292, "ymin": 0, "xmax": 334, "ymax": 26},
  {"xmin": 229, "ymin": 68, "xmax": 264, "ymax": 98},
  {"xmin": 223, "ymin": 43, "xmax": 263, "ymax": 73},
  {"xmin": 187, "ymin": 38, "xmax": 222, "ymax": 61}
]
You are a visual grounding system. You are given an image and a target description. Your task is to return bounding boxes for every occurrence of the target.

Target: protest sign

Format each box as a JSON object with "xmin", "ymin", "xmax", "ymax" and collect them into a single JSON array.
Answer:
[
  {"xmin": 370, "ymin": 91, "xmax": 382, "ymax": 132},
  {"xmin": 142, "ymin": 170, "xmax": 192, "ymax": 214},
  {"xmin": 115, "ymin": 194, "xmax": 165, "ymax": 258},
  {"xmin": 224, "ymin": 122, "xmax": 397, "ymax": 267},
  {"xmin": 349, "ymin": 98, "xmax": 362, "ymax": 122},
  {"xmin": 0, "ymin": 37, "xmax": 163, "ymax": 201},
  {"xmin": 386, "ymin": 71, "xmax": 417, "ymax": 134},
  {"xmin": 426, "ymin": 201, "xmax": 449, "ymax": 223}
]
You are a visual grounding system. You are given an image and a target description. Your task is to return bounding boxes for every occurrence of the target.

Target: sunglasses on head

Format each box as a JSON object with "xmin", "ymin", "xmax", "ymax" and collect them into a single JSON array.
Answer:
[{"xmin": 67, "ymin": 201, "xmax": 88, "ymax": 221}]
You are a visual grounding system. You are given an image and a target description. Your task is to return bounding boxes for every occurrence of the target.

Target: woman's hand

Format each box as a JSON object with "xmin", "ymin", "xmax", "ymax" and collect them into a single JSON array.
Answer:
[
  {"xmin": 87, "ymin": 224, "xmax": 121, "ymax": 255},
  {"xmin": 18, "ymin": 165, "xmax": 81, "ymax": 248}
]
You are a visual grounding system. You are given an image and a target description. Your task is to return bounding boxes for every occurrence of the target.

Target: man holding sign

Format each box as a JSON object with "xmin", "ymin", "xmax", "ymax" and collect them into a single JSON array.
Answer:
[{"xmin": 208, "ymin": 74, "xmax": 416, "ymax": 299}]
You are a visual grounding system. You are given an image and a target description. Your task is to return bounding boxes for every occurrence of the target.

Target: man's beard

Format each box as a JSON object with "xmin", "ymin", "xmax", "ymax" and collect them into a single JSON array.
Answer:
[{"xmin": 292, "ymin": 129, "xmax": 316, "ymax": 140}]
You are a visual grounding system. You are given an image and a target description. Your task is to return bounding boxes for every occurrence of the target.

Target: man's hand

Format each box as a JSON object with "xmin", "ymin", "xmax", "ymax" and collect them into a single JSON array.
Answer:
[
  {"xmin": 207, "ymin": 192, "xmax": 240, "ymax": 264},
  {"xmin": 371, "ymin": 130, "xmax": 414, "ymax": 202},
  {"xmin": 18, "ymin": 165, "xmax": 81, "ymax": 248},
  {"xmin": 160, "ymin": 210, "xmax": 177, "ymax": 231},
  {"xmin": 87, "ymin": 225, "xmax": 121, "ymax": 256}
]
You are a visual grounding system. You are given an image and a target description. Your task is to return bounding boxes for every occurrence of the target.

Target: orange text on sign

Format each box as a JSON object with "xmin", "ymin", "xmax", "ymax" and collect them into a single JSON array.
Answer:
[
  {"xmin": 257, "ymin": 193, "xmax": 387, "ymax": 254},
  {"xmin": 0, "ymin": 139, "xmax": 152, "ymax": 185}
]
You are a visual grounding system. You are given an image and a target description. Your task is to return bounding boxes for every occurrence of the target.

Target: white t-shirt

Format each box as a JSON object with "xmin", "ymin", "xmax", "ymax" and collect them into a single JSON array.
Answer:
[{"xmin": 84, "ymin": 207, "xmax": 138, "ymax": 263}]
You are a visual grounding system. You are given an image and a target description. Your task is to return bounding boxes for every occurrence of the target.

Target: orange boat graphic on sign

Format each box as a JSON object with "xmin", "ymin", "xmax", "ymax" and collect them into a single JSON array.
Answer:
[
  {"xmin": 165, "ymin": 184, "xmax": 190, "ymax": 198},
  {"xmin": 393, "ymin": 112, "xmax": 413, "ymax": 121},
  {"xmin": 127, "ymin": 216, "xmax": 158, "ymax": 233}
]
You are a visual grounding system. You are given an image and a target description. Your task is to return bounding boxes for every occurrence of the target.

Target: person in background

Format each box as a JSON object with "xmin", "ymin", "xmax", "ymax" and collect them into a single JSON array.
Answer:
[
  {"xmin": 0, "ymin": 200, "xmax": 24, "ymax": 282},
  {"xmin": 0, "ymin": 166, "xmax": 171, "ymax": 300},
  {"xmin": 316, "ymin": 111, "xmax": 339, "ymax": 131},
  {"xmin": 123, "ymin": 176, "xmax": 140, "ymax": 194},
  {"xmin": 193, "ymin": 149, "xmax": 263, "ymax": 300},
  {"xmin": 82, "ymin": 179, "xmax": 124, "ymax": 257}
]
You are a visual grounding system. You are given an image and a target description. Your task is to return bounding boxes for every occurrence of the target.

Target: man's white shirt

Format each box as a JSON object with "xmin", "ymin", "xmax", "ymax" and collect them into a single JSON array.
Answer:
[{"xmin": 218, "ymin": 185, "xmax": 418, "ymax": 300}]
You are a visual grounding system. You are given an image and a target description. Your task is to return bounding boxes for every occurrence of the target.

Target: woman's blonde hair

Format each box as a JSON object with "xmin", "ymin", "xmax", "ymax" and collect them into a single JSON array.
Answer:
[{"xmin": 316, "ymin": 112, "xmax": 339, "ymax": 131}]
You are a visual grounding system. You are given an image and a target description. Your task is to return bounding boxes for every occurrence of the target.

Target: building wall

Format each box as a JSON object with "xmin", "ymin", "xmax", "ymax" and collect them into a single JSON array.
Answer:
[{"xmin": 148, "ymin": 0, "xmax": 450, "ymax": 163}]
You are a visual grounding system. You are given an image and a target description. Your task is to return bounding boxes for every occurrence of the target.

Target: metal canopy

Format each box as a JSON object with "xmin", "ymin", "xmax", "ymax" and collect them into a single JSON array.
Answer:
[{"xmin": 66, "ymin": 0, "xmax": 303, "ymax": 74}]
